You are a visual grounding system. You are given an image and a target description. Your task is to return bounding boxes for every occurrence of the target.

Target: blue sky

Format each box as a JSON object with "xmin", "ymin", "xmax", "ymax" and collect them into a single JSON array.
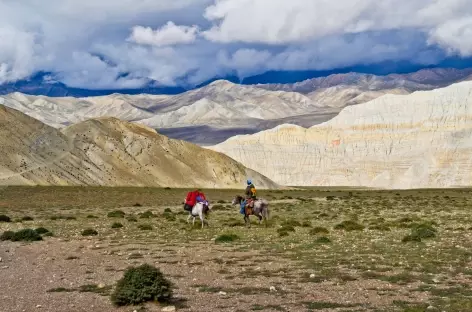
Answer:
[{"xmin": 1, "ymin": 0, "xmax": 472, "ymax": 89}]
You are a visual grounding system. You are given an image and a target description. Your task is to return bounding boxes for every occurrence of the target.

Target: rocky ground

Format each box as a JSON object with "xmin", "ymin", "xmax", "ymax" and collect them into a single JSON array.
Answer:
[{"xmin": 1, "ymin": 186, "xmax": 472, "ymax": 312}]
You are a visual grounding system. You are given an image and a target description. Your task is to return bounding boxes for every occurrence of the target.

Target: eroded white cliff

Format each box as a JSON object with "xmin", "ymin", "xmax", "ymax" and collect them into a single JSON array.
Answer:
[{"xmin": 208, "ymin": 81, "xmax": 472, "ymax": 189}]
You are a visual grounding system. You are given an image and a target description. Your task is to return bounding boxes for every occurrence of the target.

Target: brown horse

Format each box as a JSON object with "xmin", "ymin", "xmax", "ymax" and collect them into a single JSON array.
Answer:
[{"xmin": 232, "ymin": 195, "xmax": 270, "ymax": 227}]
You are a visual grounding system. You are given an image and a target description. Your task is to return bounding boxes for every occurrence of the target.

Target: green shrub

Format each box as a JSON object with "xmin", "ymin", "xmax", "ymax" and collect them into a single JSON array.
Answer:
[
  {"xmin": 127, "ymin": 216, "xmax": 138, "ymax": 222},
  {"xmin": 81, "ymin": 228, "xmax": 98, "ymax": 236},
  {"xmin": 110, "ymin": 264, "xmax": 173, "ymax": 306},
  {"xmin": 334, "ymin": 220, "xmax": 364, "ymax": 231},
  {"xmin": 164, "ymin": 208, "xmax": 172, "ymax": 213},
  {"xmin": 215, "ymin": 234, "xmax": 240, "ymax": 243},
  {"xmin": 402, "ymin": 223, "xmax": 437, "ymax": 243},
  {"xmin": 0, "ymin": 215, "xmax": 11, "ymax": 222},
  {"xmin": 35, "ymin": 227, "xmax": 50, "ymax": 234},
  {"xmin": 163, "ymin": 212, "xmax": 176, "ymax": 222},
  {"xmin": 21, "ymin": 216, "xmax": 34, "ymax": 221},
  {"xmin": 86, "ymin": 215, "xmax": 99, "ymax": 219},
  {"xmin": 111, "ymin": 222, "xmax": 123, "ymax": 229},
  {"xmin": 108, "ymin": 210, "xmax": 125, "ymax": 218},
  {"xmin": 138, "ymin": 224, "xmax": 153, "ymax": 231},
  {"xmin": 2, "ymin": 229, "xmax": 43, "ymax": 241},
  {"xmin": 133, "ymin": 203, "xmax": 142, "ymax": 207},
  {"xmin": 211, "ymin": 204, "xmax": 224, "ymax": 210},
  {"xmin": 310, "ymin": 227, "xmax": 329, "ymax": 235}
]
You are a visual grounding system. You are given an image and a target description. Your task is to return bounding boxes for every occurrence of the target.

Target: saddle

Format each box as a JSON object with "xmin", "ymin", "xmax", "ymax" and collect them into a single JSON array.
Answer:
[{"xmin": 244, "ymin": 198, "xmax": 255, "ymax": 215}]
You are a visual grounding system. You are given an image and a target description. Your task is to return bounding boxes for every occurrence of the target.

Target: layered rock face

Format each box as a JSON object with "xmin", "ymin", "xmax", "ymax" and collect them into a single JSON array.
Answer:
[
  {"xmin": 208, "ymin": 81, "xmax": 472, "ymax": 189},
  {"xmin": 0, "ymin": 105, "xmax": 277, "ymax": 188}
]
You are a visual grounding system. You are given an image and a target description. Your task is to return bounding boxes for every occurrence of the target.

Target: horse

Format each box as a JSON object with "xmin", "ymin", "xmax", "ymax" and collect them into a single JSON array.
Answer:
[
  {"xmin": 232, "ymin": 195, "xmax": 270, "ymax": 227},
  {"xmin": 183, "ymin": 198, "xmax": 211, "ymax": 228}
]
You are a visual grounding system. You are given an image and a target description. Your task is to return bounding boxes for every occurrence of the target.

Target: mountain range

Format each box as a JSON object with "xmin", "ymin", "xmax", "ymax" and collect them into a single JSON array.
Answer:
[{"xmin": 2, "ymin": 68, "xmax": 472, "ymax": 146}]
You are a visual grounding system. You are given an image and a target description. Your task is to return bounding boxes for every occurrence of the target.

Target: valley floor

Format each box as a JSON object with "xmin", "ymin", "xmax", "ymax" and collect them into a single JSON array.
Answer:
[{"xmin": 1, "ymin": 186, "xmax": 472, "ymax": 312}]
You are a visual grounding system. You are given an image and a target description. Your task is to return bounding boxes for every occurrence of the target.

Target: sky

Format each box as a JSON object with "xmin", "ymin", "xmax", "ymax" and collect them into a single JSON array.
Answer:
[{"xmin": 1, "ymin": 0, "xmax": 472, "ymax": 89}]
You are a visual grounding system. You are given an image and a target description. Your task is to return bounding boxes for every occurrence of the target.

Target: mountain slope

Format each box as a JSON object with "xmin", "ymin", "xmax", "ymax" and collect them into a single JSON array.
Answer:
[
  {"xmin": 0, "ymin": 106, "xmax": 277, "ymax": 188},
  {"xmin": 208, "ymin": 81, "xmax": 472, "ymax": 189}
]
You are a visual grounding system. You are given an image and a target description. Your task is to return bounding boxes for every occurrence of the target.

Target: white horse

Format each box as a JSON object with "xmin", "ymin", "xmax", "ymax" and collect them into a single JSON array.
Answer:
[{"xmin": 184, "ymin": 199, "xmax": 211, "ymax": 228}]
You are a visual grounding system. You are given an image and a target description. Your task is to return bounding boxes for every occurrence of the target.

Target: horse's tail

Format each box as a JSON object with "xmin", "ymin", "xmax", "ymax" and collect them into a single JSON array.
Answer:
[{"xmin": 261, "ymin": 198, "xmax": 269, "ymax": 220}]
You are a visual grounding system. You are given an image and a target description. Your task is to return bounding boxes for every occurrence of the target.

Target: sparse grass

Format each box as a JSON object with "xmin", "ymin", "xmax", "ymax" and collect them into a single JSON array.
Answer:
[
  {"xmin": 334, "ymin": 220, "xmax": 365, "ymax": 231},
  {"xmin": 107, "ymin": 210, "xmax": 125, "ymax": 218},
  {"xmin": 215, "ymin": 234, "xmax": 240, "ymax": 243},
  {"xmin": 2, "ymin": 186, "xmax": 472, "ymax": 312},
  {"xmin": 138, "ymin": 224, "xmax": 153, "ymax": 231},
  {"xmin": 309, "ymin": 227, "xmax": 329, "ymax": 235}
]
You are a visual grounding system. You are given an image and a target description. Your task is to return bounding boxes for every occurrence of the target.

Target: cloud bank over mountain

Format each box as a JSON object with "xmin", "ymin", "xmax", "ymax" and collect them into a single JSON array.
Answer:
[{"xmin": 1, "ymin": 0, "xmax": 472, "ymax": 89}]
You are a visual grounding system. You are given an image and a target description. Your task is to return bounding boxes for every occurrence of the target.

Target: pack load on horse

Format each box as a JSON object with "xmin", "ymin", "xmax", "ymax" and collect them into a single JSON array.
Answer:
[
  {"xmin": 184, "ymin": 189, "xmax": 207, "ymax": 211},
  {"xmin": 183, "ymin": 189, "xmax": 210, "ymax": 228}
]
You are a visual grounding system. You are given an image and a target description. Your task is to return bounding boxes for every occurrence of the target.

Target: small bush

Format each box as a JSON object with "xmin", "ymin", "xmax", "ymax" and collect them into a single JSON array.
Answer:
[
  {"xmin": 164, "ymin": 214, "xmax": 176, "ymax": 222},
  {"xmin": 112, "ymin": 222, "xmax": 123, "ymax": 229},
  {"xmin": 35, "ymin": 227, "xmax": 50, "ymax": 234},
  {"xmin": 138, "ymin": 224, "xmax": 153, "ymax": 231},
  {"xmin": 2, "ymin": 229, "xmax": 43, "ymax": 242},
  {"xmin": 278, "ymin": 231, "xmax": 289, "ymax": 237},
  {"xmin": 127, "ymin": 216, "xmax": 138, "ymax": 222},
  {"xmin": 310, "ymin": 227, "xmax": 329, "ymax": 235},
  {"xmin": 334, "ymin": 220, "xmax": 364, "ymax": 231},
  {"xmin": 0, "ymin": 215, "xmax": 11, "ymax": 222},
  {"xmin": 108, "ymin": 210, "xmax": 126, "ymax": 218},
  {"xmin": 133, "ymin": 203, "xmax": 142, "ymax": 207},
  {"xmin": 301, "ymin": 221, "xmax": 312, "ymax": 227},
  {"xmin": 139, "ymin": 210, "xmax": 154, "ymax": 219},
  {"xmin": 164, "ymin": 208, "xmax": 172, "ymax": 213},
  {"xmin": 21, "ymin": 216, "xmax": 34, "ymax": 221},
  {"xmin": 111, "ymin": 264, "xmax": 173, "ymax": 306},
  {"xmin": 86, "ymin": 215, "xmax": 99, "ymax": 219},
  {"xmin": 81, "ymin": 228, "xmax": 98, "ymax": 236},
  {"xmin": 315, "ymin": 236, "xmax": 331, "ymax": 244},
  {"xmin": 217, "ymin": 200, "xmax": 225, "ymax": 204},
  {"xmin": 402, "ymin": 223, "xmax": 437, "ymax": 243},
  {"xmin": 215, "ymin": 234, "xmax": 240, "ymax": 243}
]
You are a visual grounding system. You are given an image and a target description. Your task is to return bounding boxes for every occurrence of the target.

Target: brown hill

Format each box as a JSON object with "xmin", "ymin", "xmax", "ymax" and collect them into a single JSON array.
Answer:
[{"xmin": 0, "ymin": 105, "xmax": 276, "ymax": 188}]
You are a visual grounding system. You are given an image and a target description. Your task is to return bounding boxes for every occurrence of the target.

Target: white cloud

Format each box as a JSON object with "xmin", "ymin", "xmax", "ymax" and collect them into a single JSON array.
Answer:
[
  {"xmin": 0, "ymin": 0, "xmax": 471, "ymax": 89},
  {"xmin": 428, "ymin": 17, "xmax": 472, "ymax": 56},
  {"xmin": 128, "ymin": 22, "xmax": 199, "ymax": 47}
]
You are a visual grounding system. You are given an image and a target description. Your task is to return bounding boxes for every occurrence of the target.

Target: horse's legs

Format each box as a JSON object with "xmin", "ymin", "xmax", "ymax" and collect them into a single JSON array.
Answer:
[{"xmin": 187, "ymin": 214, "xmax": 192, "ymax": 223}]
